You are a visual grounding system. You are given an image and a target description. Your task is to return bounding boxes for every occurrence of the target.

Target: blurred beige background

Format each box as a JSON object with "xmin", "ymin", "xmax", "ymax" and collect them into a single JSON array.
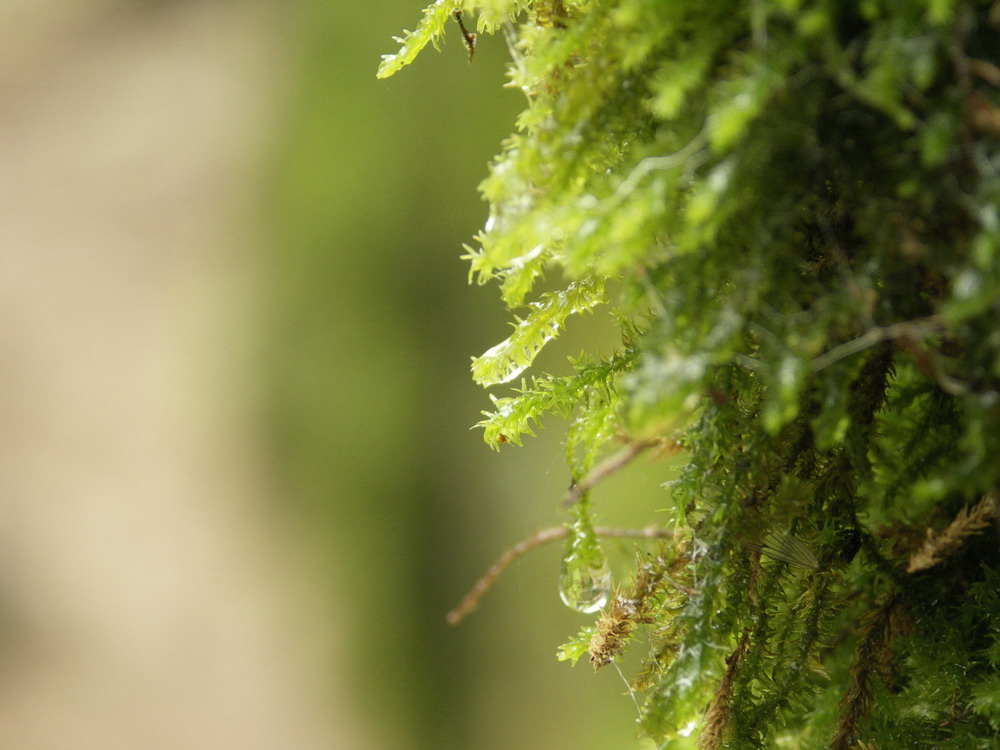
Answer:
[
  {"xmin": 0, "ymin": 2, "xmax": 671, "ymax": 748},
  {"xmin": 0, "ymin": 3, "xmax": 371, "ymax": 748}
]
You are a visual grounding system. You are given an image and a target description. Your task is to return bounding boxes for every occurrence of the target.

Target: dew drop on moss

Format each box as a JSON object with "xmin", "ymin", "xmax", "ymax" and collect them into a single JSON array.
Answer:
[
  {"xmin": 558, "ymin": 555, "xmax": 611, "ymax": 613},
  {"xmin": 558, "ymin": 520, "xmax": 611, "ymax": 613}
]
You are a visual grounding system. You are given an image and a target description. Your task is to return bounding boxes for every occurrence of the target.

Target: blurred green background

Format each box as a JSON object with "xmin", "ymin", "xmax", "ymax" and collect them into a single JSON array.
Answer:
[{"xmin": 0, "ymin": 1, "xmax": 670, "ymax": 747}]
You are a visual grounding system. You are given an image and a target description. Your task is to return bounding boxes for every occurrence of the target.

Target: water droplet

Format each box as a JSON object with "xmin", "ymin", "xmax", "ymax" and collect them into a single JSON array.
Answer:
[
  {"xmin": 558, "ymin": 555, "xmax": 611, "ymax": 613},
  {"xmin": 558, "ymin": 517, "xmax": 611, "ymax": 613}
]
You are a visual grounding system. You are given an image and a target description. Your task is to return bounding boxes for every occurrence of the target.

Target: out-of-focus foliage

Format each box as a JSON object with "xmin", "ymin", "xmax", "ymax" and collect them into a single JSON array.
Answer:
[{"xmin": 382, "ymin": 0, "xmax": 1000, "ymax": 747}]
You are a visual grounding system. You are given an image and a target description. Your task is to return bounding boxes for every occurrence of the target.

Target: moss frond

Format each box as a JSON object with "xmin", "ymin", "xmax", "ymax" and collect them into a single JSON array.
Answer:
[{"xmin": 382, "ymin": 0, "xmax": 1000, "ymax": 746}]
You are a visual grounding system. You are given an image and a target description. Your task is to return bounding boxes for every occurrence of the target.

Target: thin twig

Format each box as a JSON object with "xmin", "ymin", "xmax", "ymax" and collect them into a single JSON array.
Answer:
[
  {"xmin": 609, "ymin": 128, "xmax": 708, "ymax": 205},
  {"xmin": 969, "ymin": 58, "xmax": 1000, "ymax": 86},
  {"xmin": 810, "ymin": 316, "xmax": 944, "ymax": 372},
  {"xmin": 833, "ymin": 595, "xmax": 902, "ymax": 750},
  {"xmin": 907, "ymin": 494, "xmax": 997, "ymax": 573},
  {"xmin": 699, "ymin": 630, "xmax": 751, "ymax": 750},
  {"xmin": 446, "ymin": 525, "xmax": 672, "ymax": 625},
  {"xmin": 453, "ymin": 10, "xmax": 477, "ymax": 64},
  {"xmin": 563, "ymin": 438, "xmax": 674, "ymax": 509},
  {"xmin": 661, "ymin": 573, "xmax": 698, "ymax": 597}
]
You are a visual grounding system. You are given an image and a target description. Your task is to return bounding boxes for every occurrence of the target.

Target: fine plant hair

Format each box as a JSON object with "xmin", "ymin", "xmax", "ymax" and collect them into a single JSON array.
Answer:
[{"xmin": 380, "ymin": 2, "xmax": 1000, "ymax": 748}]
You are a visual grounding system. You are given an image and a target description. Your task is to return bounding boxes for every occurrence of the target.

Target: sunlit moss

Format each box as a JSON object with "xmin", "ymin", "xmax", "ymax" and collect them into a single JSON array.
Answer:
[{"xmin": 382, "ymin": 1, "xmax": 1000, "ymax": 747}]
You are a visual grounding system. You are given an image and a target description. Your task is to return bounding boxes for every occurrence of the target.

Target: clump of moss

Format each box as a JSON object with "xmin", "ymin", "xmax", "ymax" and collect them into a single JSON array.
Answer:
[{"xmin": 382, "ymin": 2, "xmax": 1000, "ymax": 747}]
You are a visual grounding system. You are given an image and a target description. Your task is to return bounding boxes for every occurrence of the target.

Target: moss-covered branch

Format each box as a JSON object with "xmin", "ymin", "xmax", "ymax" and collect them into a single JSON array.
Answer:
[{"xmin": 381, "ymin": 1, "xmax": 1000, "ymax": 746}]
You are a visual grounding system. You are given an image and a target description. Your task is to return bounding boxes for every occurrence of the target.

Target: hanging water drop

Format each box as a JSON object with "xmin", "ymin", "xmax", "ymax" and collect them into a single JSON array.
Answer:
[
  {"xmin": 558, "ymin": 516, "xmax": 611, "ymax": 613},
  {"xmin": 558, "ymin": 554, "xmax": 611, "ymax": 613}
]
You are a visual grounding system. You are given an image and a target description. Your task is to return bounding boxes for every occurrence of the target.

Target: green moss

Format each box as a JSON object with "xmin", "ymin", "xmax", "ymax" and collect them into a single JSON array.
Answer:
[{"xmin": 382, "ymin": 1, "xmax": 1000, "ymax": 747}]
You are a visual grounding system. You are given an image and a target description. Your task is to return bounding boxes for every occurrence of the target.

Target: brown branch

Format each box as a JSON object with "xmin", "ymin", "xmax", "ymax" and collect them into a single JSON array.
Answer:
[
  {"xmin": 907, "ymin": 494, "xmax": 997, "ymax": 573},
  {"xmin": 661, "ymin": 574, "xmax": 697, "ymax": 597},
  {"xmin": 699, "ymin": 630, "xmax": 751, "ymax": 750},
  {"xmin": 563, "ymin": 437, "xmax": 679, "ymax": 508},
  {"xmin": 446, "ymin": 525, "xmax": 672, "ymax": 625},
  {"xmin": 589, "ymin": 548, "xmax": 696, "ymax": 670},
  {"xmin": 833, "ymin": 596, "xmax": 902, "ymax": 750},
  {"xmin": 453, "ymin": 10, "xmax": 477, "ymax": 65},
  {"xmin": 965, "ymin": 90, "xmax": 1000, "ymax": 136},
  {"xmin": 969, "ymin": 58, "xmax": 1000, "ymax": 86}
]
